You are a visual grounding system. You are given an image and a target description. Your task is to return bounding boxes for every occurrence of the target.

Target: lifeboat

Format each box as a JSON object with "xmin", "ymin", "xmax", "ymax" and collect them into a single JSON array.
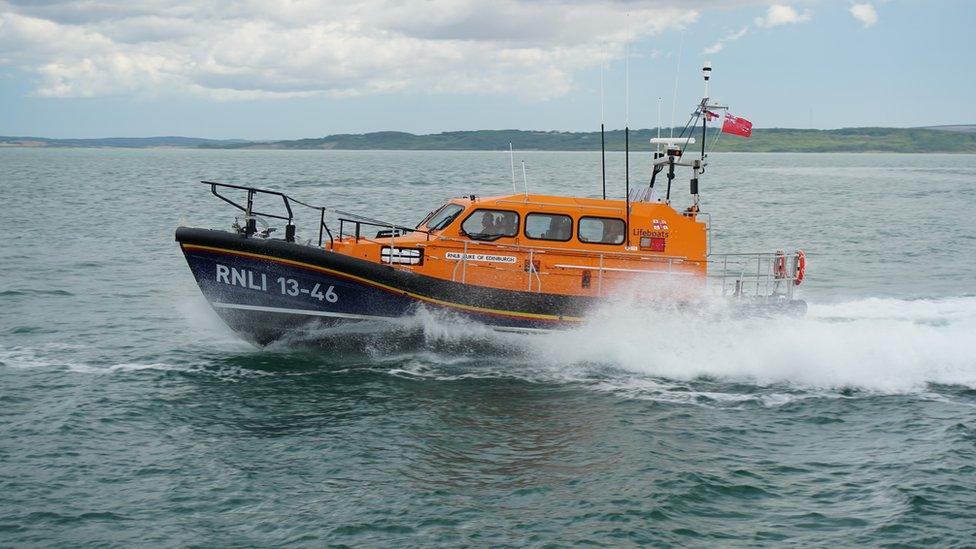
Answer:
[
  {"xmin": 176, "ymin": 185, "xmax": 806, "ymax": 344},
  {"xmin": 176, "ymin": 66, "xmax": 807, "ymax": 344}
]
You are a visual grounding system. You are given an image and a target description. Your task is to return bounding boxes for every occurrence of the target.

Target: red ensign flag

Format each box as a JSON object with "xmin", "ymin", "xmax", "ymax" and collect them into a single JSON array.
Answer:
[{"xmin": 722, "ymin": 113, "xmax": 753, "ymax": 138}]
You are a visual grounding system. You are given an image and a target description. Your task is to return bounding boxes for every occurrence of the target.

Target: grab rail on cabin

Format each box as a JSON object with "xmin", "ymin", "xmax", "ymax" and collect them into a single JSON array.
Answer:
[{"xmin": 337, "ymin": 217, "xmax": 432, "ymax": 243}]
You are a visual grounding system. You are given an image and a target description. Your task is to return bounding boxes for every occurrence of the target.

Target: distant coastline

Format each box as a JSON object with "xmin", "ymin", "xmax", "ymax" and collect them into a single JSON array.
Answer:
[{"xmin": 3, "ymin": 125, "xmax": 975, "ymax": 153}]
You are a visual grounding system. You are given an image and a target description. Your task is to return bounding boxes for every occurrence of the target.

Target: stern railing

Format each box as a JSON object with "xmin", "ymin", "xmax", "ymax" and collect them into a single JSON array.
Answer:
[{"xmin": 707, "ymin": 251, "xmax": 803, "ymax": 300}]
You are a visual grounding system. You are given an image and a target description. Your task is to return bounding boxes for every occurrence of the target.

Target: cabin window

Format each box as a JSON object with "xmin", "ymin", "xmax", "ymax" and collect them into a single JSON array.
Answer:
[
  {"xmin": 424, "ymin": 204, "xmax": 464, "ymax": 231},
  {"xmin": 578, "ymin": 216, "xmax": 626, "ymax": 245},
  {"xmin": 524, "ymin": 213, "xmax": 573, "ymax": 242},
  {"xmin": 461, "ymin": 209, "xmax": 519, "ymax": 240}
]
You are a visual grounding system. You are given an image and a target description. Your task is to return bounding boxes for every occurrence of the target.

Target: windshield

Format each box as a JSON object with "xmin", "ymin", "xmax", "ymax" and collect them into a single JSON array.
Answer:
[{"xmin": 423, "ymin": 203, "xmax": 465, "ymax": 231}]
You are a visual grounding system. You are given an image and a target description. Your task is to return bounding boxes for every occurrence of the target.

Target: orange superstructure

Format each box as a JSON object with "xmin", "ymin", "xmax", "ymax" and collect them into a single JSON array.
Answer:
[{"xmin": 327, "ymin": 193, "xmax": 708, "ymax": 298}]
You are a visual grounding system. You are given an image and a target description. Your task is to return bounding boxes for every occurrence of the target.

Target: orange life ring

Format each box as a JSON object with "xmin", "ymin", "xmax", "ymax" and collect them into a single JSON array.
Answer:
[{"xmin": 794, "ymin": 250, "xmax": 806, "ymax": 286}]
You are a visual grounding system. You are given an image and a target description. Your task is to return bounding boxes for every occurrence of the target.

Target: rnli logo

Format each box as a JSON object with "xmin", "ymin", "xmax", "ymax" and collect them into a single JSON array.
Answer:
[{"xmin": 652, "ymin": 219, "xmax": 670, "ymax": 231}]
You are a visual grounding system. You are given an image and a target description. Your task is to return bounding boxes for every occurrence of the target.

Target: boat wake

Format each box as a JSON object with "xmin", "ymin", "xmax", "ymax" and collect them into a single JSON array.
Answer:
[
  {"xmin": 274, "ymin": 294, "xmax": 976, "ymax": 397},
  {"xmin": 8, "ymin": 295, "xmax": 976, "ymax": 401},
  {"xmin": 530, "ymin": 295, "xmax": 976, "ymax": 396}
]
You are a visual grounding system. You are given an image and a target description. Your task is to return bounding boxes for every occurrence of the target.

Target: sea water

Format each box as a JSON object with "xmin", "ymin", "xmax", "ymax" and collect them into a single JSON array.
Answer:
[{"xmin": 1, "ymin": 149, "xmax": 975, "ymax": 545}]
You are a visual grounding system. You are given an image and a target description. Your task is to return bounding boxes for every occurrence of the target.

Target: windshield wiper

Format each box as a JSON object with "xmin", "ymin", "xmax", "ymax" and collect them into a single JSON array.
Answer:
[
  {"xmin": 463, "ymin": 232, "xmax": 504, "ymax": 241},
  {"xmin": 432, "ymin": 211, "xmax": 462, "ymax": 231}
]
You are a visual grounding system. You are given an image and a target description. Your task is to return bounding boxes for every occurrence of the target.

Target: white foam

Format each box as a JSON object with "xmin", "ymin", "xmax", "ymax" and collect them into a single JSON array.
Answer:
[
  {"xmin": 9, "ymin": 294, "xmax": 976, "ymax": 397},
  {"xmin": 66, "ymin": 361, "xmax": 192, "ymax": 374},
  {"xmin": 529, "ymin": 295, "xmax": 976, "ymax": 394},
  {"xmin": 0, "ymin": 345, "xmax": 83, "ymax": 370},
  {"xmin": 0, "ymin": 346, "xmax": 188, "ymax": 375},
  {"xmin": 175, "ymin": 296, "xmax": 255, "ymax": 351},
  {"xmin": 283, "ymin": 293, "xmax": 976, "ymax": 396}
]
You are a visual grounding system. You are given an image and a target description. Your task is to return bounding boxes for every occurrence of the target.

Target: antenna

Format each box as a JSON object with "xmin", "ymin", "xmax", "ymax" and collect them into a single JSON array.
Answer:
[
  {"xmin": 702, "ymin": 60, "xmax": 711, "ymax": 98},
  {"xmin": 701, "ymin": 61, "xmax": 711, "ymax": 162},
  {"xmin": 600, "ymin": 59, "xmax": 606, "ymax": 200},
  {"xmin": 509, "ymin": 141, "xmax": 517, "ymax": 194},
  {"xmin": 670, "ymin": 33, "xmax": 684, "ymax": 139},
  {"xmin": 656, "ymin": 97, "xmax": 663, "ymax": 154},
  {"xmin": 521, "ymin": 160, "xmax": 528, "ymax": 197},
  {"xmin": 625, "ymin": 42, "xmax": 631, "ymax": 247},
  {"xmin": 625, "ymin": 43, "xmax": 630, "ymax": 130}
]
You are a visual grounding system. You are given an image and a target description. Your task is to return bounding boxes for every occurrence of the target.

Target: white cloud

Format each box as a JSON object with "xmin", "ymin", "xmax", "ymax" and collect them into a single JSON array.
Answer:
[
  {"xmin": 0, "ymin": 0, "xmax": 717, "ymax": 101},
  {"xmin": 702, "ymin": 26, "xmax": 748, "ymax": 55},
  {"xmin": 849, "ymin": 3, "xmax": 878, "ymax": 28},
  {"xmin": 754, "ymin": 4, "xmax": 812, "ymax": 28}
]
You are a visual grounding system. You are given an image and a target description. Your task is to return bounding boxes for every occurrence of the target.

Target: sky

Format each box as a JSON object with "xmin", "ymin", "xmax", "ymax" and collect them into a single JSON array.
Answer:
[{"xmin": 0, "ymin": 0, "xmax": 974, "ymax": 139}]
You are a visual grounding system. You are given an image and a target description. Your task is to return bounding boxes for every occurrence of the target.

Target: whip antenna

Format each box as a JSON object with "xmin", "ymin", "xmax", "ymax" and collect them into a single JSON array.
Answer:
[
  {"xmin": 601, "ymin": 58, "xmax": 606, "ymax": 200},
  {"xmin": 656, "ymin": 97, "xmax": 663, "ymax": 154},
  {"xmin": 521, "ymin": 160, "xmax": 528, "ymax": 197},
  {"xmin": 509, "ymin": 141, "xmax": 517, "ymax": 194},
  {"xmin": 670, "ymin": 32, "xmax": 684, "ymax": 139},
  {"xmin": 625, "ymin": 41, "xmax": 631, "ymax": 247}
]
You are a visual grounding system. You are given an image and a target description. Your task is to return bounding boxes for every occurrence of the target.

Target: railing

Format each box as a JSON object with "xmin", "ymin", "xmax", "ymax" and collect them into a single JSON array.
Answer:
[
  {"xmin": 206, "ymin": 180, "xmax": 292, "ymax": 232},
  {"xmin": 707, "ymin": 252, "xmax": 801, "ymax": 300},
  {"xmin": 337, "ymin": 217, "xmax": 431, "ymax": 243},
  {"xmin": 203, "ymin": 181, "xmax": 334, "ymax": 247}
]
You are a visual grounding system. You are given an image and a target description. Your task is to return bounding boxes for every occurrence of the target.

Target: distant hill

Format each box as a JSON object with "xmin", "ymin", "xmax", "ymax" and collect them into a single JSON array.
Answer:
[
  {"xmin": 0, "ymin": 136, "xmax": 248, "ymax": 148},
  {"xmin": 4, "ymin": 127, "xmax": 976, "ymax": 153},
  {"xmin": 920, "ymin": 125, "xmax": 976, "ymax": 133},
  {"xmin": 204, "ymin": 128, "xmax": 976, "ymax": 153}
]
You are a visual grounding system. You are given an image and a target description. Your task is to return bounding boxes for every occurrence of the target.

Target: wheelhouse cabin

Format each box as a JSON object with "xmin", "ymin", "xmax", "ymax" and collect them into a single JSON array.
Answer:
[{"xmin": 327, "ymin": 194, "xmax": 708, "ymax": 298}]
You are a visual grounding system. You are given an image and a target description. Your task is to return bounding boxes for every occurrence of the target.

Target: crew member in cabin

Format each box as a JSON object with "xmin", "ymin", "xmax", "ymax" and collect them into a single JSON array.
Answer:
[
  {"xmin": 604, "ymin": 220, "xmax": 625, "ymax": 245},
  {"xmin": 499, "ymin": 214, "xmax": 517, "ymax": 237},
  {"xmin": 480, "ymin": 212, "xmax": 497, "ymax": 235},
  {"xmin": 544, "ymin": 217, "xmax": 572, "ymax": 240}
]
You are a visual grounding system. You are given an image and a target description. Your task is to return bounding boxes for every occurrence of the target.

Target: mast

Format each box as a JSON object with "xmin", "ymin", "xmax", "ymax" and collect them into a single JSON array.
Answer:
[
  {"xmin": 701, "ymin": 62, "xmax": 710, "ymax": 163},
  {"xmin": 691, "ymin": 62, "xmax": 712, "ymax": 208}
]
